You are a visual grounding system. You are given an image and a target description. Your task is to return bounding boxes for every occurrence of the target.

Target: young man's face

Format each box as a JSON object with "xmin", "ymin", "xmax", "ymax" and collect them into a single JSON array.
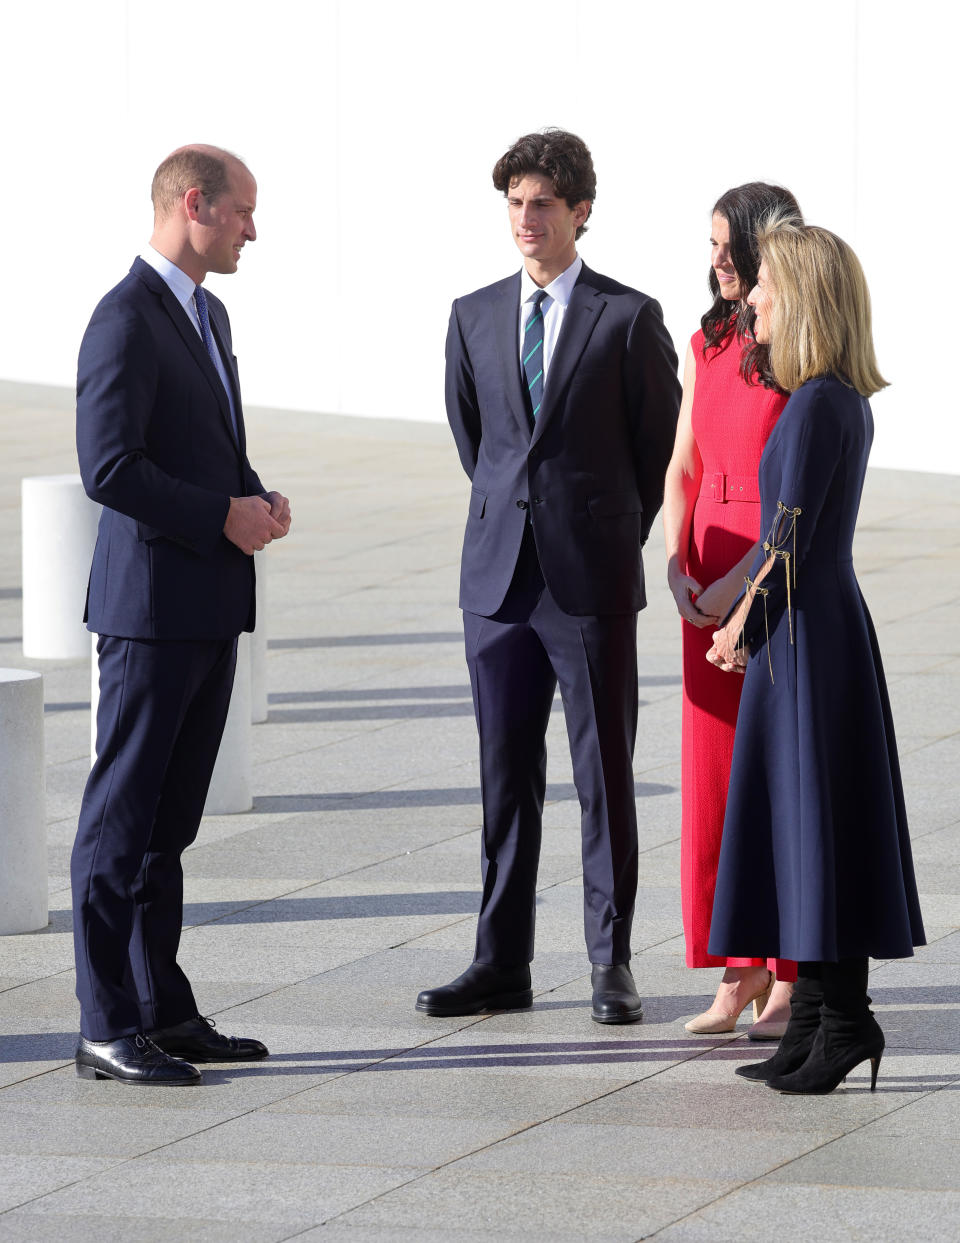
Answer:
[{"xmin": 506, "ymin": 173, "xmax": 589, "ymax": 272}]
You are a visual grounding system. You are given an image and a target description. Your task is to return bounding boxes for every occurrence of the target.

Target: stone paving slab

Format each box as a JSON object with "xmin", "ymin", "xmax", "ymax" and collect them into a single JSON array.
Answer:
[
  {"xmin": 0, "ymin": 380, "xmax": 958, "ymax": 1241},
  {"xmin": 651, "ymin": 1185, "xmax": 960, "ymax": 1243},
  {"xmin": 329, "ymin": 1168, "xmax": 741, "ymax": 1239},
  {"xmin": 0, "ymin": 1215, "xmax": 296, "ymax": 1243}
]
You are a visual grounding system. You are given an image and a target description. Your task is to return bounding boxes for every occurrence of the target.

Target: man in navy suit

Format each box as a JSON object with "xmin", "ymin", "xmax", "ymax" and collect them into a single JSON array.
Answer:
[
  {"xmin": 416, "ymin": 130, "xmax": 681, "ymax": 1023},
  {"xmin": 71, "ymin": 145, "xmax": 291, "ymax": 1084}
]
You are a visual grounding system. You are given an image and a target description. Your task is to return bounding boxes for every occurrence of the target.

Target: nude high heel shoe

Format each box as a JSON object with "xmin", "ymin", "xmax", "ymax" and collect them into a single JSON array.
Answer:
[
  {"xmin": 684, "ymin": 969, "xmax": 773, "ymax": 1035},
  {"xmin": 747, "ymin": 977, "xmax": 794, "ymax": 1040}
]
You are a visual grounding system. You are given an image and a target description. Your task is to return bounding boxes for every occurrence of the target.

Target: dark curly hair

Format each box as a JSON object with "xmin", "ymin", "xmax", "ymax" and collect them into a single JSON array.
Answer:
[
  {"xmin": 702, "ymin": 182, "xmax": 802, "ymax": 388},
  {"xmin": 492, "ymin": 129, "xmax": 596, "ymax": 239}
]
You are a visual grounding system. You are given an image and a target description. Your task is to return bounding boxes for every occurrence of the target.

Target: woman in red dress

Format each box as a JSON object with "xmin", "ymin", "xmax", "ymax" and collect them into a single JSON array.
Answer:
[{"xmin": 663, "ymin": 184, "xmax": 802, "ymax": 1037}]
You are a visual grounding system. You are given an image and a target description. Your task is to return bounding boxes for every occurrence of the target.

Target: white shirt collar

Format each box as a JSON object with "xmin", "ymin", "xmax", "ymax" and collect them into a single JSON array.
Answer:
[
  {"xmin": 139, "ymin": 245, "xmax": 199, "ymax": 315},
  {"xmin": 520, "ymin": 254, "xmax": 583, "ymax": 308}
]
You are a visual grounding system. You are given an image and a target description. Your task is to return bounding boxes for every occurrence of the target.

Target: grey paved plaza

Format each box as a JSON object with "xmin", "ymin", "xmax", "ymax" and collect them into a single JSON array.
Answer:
[{"xmin": 0, "ymin": 378, "xmax": 958, "ymax": 1241}]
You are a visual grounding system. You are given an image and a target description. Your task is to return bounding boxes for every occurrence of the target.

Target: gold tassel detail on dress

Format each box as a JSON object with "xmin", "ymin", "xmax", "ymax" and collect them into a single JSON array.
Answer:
[{"xmin": 762, "ymin": 502, "xmax": 803, "ymax": 650}]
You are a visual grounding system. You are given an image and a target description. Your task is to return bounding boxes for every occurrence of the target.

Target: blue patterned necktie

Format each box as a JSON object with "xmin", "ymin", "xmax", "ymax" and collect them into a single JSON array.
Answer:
[
  {"xmin": 194, "ymin": 283, "xmax": 239, "ymax": 442},
  {"xmin": 522, "ymin": 289, "xmax": 547, "ymax": 424},
  {"xmin": 194, "ymin": 284, "xmax": 221, "ymax": 370}
]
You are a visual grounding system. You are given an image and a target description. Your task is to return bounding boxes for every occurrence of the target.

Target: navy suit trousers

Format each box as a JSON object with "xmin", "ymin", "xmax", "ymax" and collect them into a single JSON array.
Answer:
[
  {"xmin": 71, "ymin": 635, "xmax": 236, "ymax": 1040},
  {"xmin": 464, "ymin": 524, "xmax": 639, "ymax": 966}
]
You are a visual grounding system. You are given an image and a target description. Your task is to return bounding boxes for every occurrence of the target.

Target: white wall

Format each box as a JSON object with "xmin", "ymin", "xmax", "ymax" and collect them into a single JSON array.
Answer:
[{"xmin": 1, "ymin": 0, "xmax": 956, "ymax": 473}]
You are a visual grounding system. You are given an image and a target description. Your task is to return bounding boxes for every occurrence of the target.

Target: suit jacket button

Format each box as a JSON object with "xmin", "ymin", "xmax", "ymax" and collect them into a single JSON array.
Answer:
[
  {"xmin": 516, "ymin": 499, "xmax": 528, "ymax": 510},
  {"xmin": 531, "ymin": 496, "xmax": 543, "ymax": 505}
]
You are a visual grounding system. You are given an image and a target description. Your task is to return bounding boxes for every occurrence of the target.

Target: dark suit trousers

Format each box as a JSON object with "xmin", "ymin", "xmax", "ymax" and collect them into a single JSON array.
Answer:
[
  {"xmin": 464, "ymin": 524, "xmax": 639, "ymax": 967},
  {"xmin": 71, "ymin": 635, "xmax": 236, "ymax": 1040}
]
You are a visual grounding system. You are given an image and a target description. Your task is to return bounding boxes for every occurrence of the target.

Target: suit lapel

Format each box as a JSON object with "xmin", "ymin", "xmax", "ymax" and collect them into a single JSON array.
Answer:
[
  {"xmin": 491, "ymin": 273, "xmax": 531, "ymax": 438},
  {"xmin": 208, "ymin": 305, "xmax": 246, "ymax": 454},
  {"xmin": 532, "ymin": 268, "xmax": 605, "ymax": 445},
  {"xmin": 135, "ymin": 262, "xmax": 239, "ymax": 452}
]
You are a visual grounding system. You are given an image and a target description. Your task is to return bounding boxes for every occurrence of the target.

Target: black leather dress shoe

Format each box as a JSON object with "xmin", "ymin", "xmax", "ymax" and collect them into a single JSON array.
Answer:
[
  {"xmin": 75, "ymin": 1034, "xmax": 201, "ymax": 1085},
  {"xmin": 147, "ymin": 1015, "xmax": 269, "ymax": 1062},
  {"xmin": 591, "ymin": 963, "xmax": 644, "ymax": 1024},
  {"xmin": 416, "ymin": 962, "xmax": 533, "ymax": 1016}
]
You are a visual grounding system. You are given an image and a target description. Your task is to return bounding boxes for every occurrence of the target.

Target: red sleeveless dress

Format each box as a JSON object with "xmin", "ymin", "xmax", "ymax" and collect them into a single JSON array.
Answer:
[{"xmin": 681, "ymin": 327, "xmax": 794, "ymax": 976}]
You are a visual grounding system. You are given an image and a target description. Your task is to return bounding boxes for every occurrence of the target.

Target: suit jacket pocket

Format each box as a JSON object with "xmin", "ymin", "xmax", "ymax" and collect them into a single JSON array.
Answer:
[
  {"xmin": 587, "ymin": 490, "xmax": 643, "ymax": 518},
  {"xmin": 469, "ymin": 488, "xmax": 487, "ymax": 519},
  {"xmin": 137, "ymin": 520, "xmax": 167, "ymax": 544}
]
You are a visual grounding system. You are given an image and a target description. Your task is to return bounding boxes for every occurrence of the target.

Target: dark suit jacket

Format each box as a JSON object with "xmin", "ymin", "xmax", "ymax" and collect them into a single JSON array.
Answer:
[
  {"xmin": 445, "ymin": 262, "xmax": 681, "ymax": 617},
  {"xmin": 76, "ymin": 258, "xmax": 264, "ymax": 640}
]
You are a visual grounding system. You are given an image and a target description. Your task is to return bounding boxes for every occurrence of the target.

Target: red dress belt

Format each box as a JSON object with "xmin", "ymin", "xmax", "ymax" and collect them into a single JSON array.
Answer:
[{"xmin": 698, "ymin": 471, "xmax": 761, "ymax": 503}]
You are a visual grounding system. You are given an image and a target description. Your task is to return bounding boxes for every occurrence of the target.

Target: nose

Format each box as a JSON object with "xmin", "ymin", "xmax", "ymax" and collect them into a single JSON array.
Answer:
[
  {"xmin": 713, "ymin": 244, "xmax": 730, "ymax": 268},
  {"xmin": 746, "ymin": 284, "xmax": 759, "ymax": 307},
  {"xmin": 246, "ymin": 217, "xmax": 257, "ymax": 242},
  {"xmin": 518, "ymin": 203, "xmax": 536, "ymax": 229}
]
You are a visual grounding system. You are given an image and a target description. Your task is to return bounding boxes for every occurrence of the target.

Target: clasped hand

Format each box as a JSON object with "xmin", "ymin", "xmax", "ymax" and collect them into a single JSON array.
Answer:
[
  {"xmin": 224, "ymin": 491, "xmax": 292, "ymax": 555},
  {"xmin": 706, "ymin": 625, "xmax": 747, "ymax": 674},
  {"xmin": 668, "ymin": 568, "xmax": 739, "ymax": 630}
]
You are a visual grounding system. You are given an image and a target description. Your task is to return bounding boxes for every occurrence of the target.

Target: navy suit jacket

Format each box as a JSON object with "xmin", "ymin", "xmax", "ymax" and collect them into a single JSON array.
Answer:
[
  {"xmin": 77, "ymin": 258, "xmax": 264, "ymax": 640},
  {"xmin": 445, "ymin": 262, "xmax": 681, "ymax": 617}
]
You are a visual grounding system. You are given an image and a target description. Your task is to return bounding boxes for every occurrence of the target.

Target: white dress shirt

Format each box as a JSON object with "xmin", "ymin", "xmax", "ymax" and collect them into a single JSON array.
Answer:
[
  {"xmin": 517, "ymin": 254, "xmax": 583, "ymax": 383},
  {"xmin": 139, "ymin": 246, "xmax": 238, "ymax": 438}
]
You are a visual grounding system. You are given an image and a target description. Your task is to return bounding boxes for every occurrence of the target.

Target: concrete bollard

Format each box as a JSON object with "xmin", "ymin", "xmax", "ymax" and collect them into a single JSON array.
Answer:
[
  {"xmin": 251, "ymin": 551, "xmax": 268, "ymax": 724},
  {"xmin": 0, "ymin": 669, "xmax": 47, "ymax": 934},
  {"xmin": 21, "ymin": 475, "xmax": 100, "ymax": 660},
  {"xmin": 203, "ymin": 631, "xmax": 252, "ymax": 814}
]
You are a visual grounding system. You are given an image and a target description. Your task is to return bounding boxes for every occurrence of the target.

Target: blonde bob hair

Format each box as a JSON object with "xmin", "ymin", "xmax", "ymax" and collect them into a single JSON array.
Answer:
[{"xmin": 757, "ymin": 215, "xmax": 887, "ymax": 397}]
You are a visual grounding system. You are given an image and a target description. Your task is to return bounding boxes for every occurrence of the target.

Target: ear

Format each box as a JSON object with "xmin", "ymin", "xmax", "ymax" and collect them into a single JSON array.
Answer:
[
  {"xmin": 184, "ymin": 187, "xmax": 203, "ymax": 221},
  {"xmin": 573, "ymin": 199, "xmax": 591, "ymax": 227}
]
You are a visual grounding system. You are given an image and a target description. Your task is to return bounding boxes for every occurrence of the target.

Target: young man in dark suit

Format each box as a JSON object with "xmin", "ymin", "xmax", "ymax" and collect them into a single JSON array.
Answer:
[
  {"xmin": 417, "ymin": 130, "xmax": 681, "ymax": 1023},
  {"xmin": 71, "ymin": 145, "xmax": 291, "ymax": 1085}
]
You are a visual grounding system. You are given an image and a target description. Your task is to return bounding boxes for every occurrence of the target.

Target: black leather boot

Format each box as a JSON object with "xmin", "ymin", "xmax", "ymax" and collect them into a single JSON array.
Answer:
[
  {"xmin": 415, "ymin": 962, "xmax": 532, "ymax": 1016},
  {"xmin": 591, "ymin": 963, "xmax": 643, "ymax": 1024},
  {"xmin": 767, "ymin": 958, "xmax": 884, "ymax": 1094},
  {"xmin": 736, "ymin": 972, "xmax": 822, "ymax": 1083}
]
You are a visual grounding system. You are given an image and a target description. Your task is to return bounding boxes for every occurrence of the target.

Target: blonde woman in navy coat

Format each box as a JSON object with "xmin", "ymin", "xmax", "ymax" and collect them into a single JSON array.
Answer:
[{"xmin": 706, "ymin": 218, "xmax": 925, "ymax": 1094}]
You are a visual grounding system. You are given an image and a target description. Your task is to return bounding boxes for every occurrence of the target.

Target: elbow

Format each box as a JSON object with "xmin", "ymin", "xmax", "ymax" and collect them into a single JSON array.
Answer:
[
  {"xmin": 82, "ymin": 466, "xmax": 118, "ymax": 507},
  {"xmin": 80, "ymin": 451, "xmax": 142, "ymax": 507},
  {"xmin": 78, "ymin": 465, "xmax": 108, "ymax": 506}
]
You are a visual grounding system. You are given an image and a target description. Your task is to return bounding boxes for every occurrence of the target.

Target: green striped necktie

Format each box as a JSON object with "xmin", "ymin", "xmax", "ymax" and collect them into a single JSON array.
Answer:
[{"xmin": 523, "ymin": 289, "xmax": 547, "ymax": 424}]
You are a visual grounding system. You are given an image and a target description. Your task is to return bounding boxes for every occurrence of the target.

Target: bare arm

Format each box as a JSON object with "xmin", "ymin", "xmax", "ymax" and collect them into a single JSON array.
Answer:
[
  {"xmin": 663, "ymin": 343, "xmax": 710, "ymax": 626},
  {"xmin": 694, "ymin": 539, "xmax": 761, "ymax": 625}
]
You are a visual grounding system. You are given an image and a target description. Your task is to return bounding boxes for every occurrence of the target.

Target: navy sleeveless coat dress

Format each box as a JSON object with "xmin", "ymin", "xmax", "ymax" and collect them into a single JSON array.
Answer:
[{"xmin": 708, "ymin": 374, "xmax": 925, "ymax": 963}]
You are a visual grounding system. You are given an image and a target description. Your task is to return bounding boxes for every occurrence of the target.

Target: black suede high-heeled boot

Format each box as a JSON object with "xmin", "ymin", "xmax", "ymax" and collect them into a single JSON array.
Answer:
[
  {"xmin": 767, "ymin": 958, "xmax": 884, "ymax": 1095},
  {"xmin": 736, "ymin": 970, "xmax": 822, "ymax": 1083}
]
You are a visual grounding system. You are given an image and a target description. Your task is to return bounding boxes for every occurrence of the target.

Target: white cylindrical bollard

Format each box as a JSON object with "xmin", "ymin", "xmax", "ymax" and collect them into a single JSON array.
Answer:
[
  {"xmin": 250, "ymin": 551, "xmax": 268, "ymax": 724},
  {"xmin": 204, "ymin": 632, "xmax": 252, "ymax": 814},
  {"xmin": 0, "ymin": 669, "xmax": 47, "ymax": 934},
  {"xmin": 22, "ymin": 475, "xmax": 100, "ymax": 660}
]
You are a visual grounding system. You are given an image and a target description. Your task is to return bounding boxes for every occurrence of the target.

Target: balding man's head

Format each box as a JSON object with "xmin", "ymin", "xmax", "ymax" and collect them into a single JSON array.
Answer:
[{"xmin": 151, "ymin": 145, "xmax": 248, "ymax": 222}]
